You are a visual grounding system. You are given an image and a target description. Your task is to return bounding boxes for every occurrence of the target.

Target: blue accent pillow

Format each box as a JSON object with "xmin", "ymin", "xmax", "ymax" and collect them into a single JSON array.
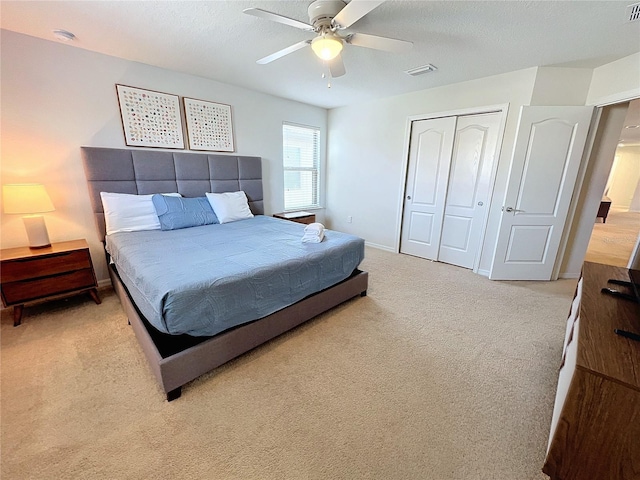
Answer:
[{"xmin": 151, "ymin": 195, "xmax": 218, "ymax": 230}]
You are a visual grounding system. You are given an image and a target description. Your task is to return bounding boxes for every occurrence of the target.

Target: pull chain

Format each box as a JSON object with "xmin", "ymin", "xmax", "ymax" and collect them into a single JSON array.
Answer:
[{"xmin": 322, "ymin": 64, "xmax": 331, "ymax": 88}]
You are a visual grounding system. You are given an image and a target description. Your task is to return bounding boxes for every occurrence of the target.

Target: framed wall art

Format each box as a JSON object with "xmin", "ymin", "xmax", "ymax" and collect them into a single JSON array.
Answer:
[
  {"xmin": 183, "ymin": 97, "xmax": 235, "ymax": 152},
  {"xmin": 116, "ymin": 84, "xmax": 185, "ymax": 149}
]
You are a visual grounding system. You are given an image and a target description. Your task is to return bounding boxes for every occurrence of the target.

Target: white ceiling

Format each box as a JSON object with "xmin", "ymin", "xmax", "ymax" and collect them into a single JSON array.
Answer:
[{"xmin": 1, "ymin": 1, "xmax": 639, "ymax": 110}]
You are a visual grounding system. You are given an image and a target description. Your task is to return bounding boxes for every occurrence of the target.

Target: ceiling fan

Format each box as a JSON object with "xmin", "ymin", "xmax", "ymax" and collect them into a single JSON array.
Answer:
[{"xmin": 243, "ymin": 0, "xmax": 413, "ymax": 78}]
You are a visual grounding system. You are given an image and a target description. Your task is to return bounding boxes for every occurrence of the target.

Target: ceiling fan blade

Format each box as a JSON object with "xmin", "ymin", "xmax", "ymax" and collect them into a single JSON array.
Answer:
[
  {"xmin": 243, "ymin": 8, "xmax": 314, "ymax": 31},
  {"xmin": 347, "ymin": 32, "xmax": 413, "ymax": 53},
  {"xmin": 332, "ymin": 0, "xmax": 385, "ymax": 29},
  {"xmin": 256, "ymin": 40, "xmax": 311, "ymax": 64},
  {"xmin": 329, "ymin": 54, "xmax": 346, "ymax": 78}
]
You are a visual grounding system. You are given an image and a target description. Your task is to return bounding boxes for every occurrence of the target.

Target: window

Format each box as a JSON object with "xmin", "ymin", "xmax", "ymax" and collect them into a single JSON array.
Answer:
[{"xmin": 283, "ymin": 123, "xmax": 320, "ymax": 211}]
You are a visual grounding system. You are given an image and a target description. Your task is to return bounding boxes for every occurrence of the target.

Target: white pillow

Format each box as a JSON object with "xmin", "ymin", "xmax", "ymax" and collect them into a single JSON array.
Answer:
[
  {"xmin": 205, "ymin": 191, "xmax": 254, "ymax": 224},
  {"xmin": 100, "ymin": 192, "xmax": 181, "ymax": 235}
]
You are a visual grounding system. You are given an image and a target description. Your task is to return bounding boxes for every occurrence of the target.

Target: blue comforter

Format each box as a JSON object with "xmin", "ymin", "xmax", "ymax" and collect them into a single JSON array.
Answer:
[{"xmin": 105, "ymin": 215, "xmax": 365, "ymax": 336}]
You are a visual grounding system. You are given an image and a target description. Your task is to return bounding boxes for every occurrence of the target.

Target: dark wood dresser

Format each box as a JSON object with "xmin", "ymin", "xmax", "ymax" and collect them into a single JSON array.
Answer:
[
  {"xmin": 543, "ymin": 262, "xmax": 640, "ymax": 479},
  {"xmin": 1, "ymin": 239, "xmax": 101, "ymax": 326}
]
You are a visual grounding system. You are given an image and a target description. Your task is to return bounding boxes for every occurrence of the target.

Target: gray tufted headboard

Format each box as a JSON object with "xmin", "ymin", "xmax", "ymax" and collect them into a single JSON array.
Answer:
[{"xmin": 81, "ymin": 147, "xmax": 264, "ymax": 241}]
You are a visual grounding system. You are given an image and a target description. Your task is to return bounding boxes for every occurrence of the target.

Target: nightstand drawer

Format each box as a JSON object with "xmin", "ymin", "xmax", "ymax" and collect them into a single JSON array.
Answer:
[
  {"xmin": 1, "ymin": 250, "xmax": 91, "ymax": 282},
  {"xmin": 2, "ymin": 268, "xmax": 96, "ymax": 305},
  {"xmin": 292, "ymin": 215, "xmax": 315, "ymax": 225},
  {"xmin": 1, "ymin": 239, "xmax": 101, "ymax": 326}
]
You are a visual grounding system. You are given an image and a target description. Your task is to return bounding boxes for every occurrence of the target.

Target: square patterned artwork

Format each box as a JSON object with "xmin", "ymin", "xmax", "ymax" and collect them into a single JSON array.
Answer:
[
  {"xmin": 116, "ymin": 85, "xmax": 184, "ymax": 149},
  {"xmin": 184, "ymin": 97, "xmax": 235, "ymax": 152}
]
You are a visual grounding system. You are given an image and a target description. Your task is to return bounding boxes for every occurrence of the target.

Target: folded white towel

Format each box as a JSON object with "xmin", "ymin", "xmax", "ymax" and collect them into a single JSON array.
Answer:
[
  {"xmin": 302, "ymin": 222, "xmax": 325, "ymax": 243},
  {"xmin": 304, "ymin": 222, "xmax": 325, "ymax": 234},
  {"xmin": 302, "ymin": 230, "xmax": 325, "ymax": 243}
]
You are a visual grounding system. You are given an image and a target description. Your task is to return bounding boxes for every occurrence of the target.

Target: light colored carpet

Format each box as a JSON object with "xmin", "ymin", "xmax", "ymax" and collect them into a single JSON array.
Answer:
[
  {"xmin": 585, "ymin": 207, "xmax": 640, "ymax": 267},
  {"xmin": 1, "ymin": 247, "xmax": 576, "ymax": 480}
]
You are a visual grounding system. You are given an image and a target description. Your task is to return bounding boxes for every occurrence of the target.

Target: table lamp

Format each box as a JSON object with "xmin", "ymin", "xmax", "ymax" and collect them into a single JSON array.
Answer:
[{"xmin": 3, "ymin": 184, "xmax": 55, "ymax": 248}]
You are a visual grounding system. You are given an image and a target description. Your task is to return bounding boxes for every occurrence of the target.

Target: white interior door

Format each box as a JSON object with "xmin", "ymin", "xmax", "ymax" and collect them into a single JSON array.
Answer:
[
  {"xmin": 489, "ymin": 106, "xmax": 594, "ymax": 280},
  {"xmin": 438, "ymin": 112, "xmax": 501, "ymax": 269},
  {"xmin": 400, "ymin": 117, "xmax": 457, "ymax": 259}
]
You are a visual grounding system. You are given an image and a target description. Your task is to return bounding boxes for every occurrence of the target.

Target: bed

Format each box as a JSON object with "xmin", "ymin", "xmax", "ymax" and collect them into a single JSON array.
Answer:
[{"xmin": 82, "ymin": 146, "xmax": 368, "ymax": 401}]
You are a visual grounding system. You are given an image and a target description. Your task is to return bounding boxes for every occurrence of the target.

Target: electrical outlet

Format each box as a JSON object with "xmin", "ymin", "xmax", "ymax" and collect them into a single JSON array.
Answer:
[{"xmin": 347, "ymin": 216, "xmax": 352, "ymax": 223}]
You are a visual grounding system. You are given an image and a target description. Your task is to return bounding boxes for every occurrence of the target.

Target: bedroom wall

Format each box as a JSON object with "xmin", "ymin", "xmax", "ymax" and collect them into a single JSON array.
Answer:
[
  {"xmin": 530, "ymin": 67, "xmax": 593, "ymax": 106},
  {"xmin": 587, "ymin": 52, "xmax": 640, "ymax": 105},
  {"xmin": 326, "ymin": 59, "xmax": 638, "ymax": 277},
  {"xmin": 325, "ymin": 67, "xmax": 538, "ymax": 274},
  {"xmin": 0, "ymin": 30, "xmax": 328, "ymax": 283}
]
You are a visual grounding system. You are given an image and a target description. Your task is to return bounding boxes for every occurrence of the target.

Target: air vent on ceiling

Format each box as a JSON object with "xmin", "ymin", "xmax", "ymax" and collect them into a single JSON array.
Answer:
[
  {"xmin": 52, "ymin": 29, "xmax": 76, "ymax": 41},
  {"xmin": 626, "ymin": 2, "xmax": 640, "ymax": 22},
  {"xmin": 405, "ymin": 64, "xmax": 438, "ymax": 76}
]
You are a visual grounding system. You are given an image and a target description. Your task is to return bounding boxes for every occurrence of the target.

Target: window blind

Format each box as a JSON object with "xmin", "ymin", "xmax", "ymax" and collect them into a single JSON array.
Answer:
[{"xmin": 283, "ymin": 123, "xmax": 320, "ymax": 210}]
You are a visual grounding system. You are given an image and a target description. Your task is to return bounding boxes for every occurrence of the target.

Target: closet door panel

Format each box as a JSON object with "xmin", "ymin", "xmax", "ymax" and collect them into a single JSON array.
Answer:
[
  {"xmin": 438, "ymin": 112, "xmax": 501, "ymax": 269},
  {"xmin": 400, "ymin": 117, "xmax": 457, "ymax": 260}
]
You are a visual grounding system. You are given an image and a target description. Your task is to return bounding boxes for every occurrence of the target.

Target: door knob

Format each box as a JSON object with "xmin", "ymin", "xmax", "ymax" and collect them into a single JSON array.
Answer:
[
  {"xmin": 477, "ymin": 201, "xmax": 483, "ymax": 206},
  {"xmin": 504, "ymin": 206, "xmax": 525, "ymax": 213},
  {"xmin": 407, "ymin": 195, "xmax": 412, "ymax": 200}
]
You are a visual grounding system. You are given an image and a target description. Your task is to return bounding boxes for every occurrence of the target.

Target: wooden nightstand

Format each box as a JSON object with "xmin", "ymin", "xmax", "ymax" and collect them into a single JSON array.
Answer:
[
  {"xmin": 1, "ymin": 239, "xmax": 101, "ymax": 326},
  {"xmin": 273, "ymin": 211, "xmax": 316, "ymax": 225}
]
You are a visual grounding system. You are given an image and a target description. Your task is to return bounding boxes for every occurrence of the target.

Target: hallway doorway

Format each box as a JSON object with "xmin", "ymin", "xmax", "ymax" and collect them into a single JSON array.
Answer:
[{"xmin": 584, "ymin": 99, "xmax": 640, "ymax": 267}]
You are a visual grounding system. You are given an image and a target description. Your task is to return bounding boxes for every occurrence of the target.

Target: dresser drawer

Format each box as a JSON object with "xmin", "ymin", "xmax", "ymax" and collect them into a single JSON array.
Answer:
[
  {"xmin": 295, "ymin": 215, "xmax": 316, "ymax": 225},
  {"xmin": 2, "ymin": 268, "xmax": 96, "ymax": 305},
  {"xmin": 1, "ymin": 250, "xmax": 91, "ymax": 282},
  {"xmin": 547, "ymin": 318, "xmax": 579, "ymax": 456}
]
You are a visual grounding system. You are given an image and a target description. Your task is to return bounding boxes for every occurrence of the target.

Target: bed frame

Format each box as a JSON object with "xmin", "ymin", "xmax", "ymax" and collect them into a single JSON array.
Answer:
[{"xmin": 81, "ymin": 147, "xmax": 368, "ymax": 401}]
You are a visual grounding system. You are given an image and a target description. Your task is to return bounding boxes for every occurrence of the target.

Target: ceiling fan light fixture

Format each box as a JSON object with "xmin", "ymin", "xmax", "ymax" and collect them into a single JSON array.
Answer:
[{"xmin": 311, "ymin": 34, "xmax": 343, "ymax": 61}]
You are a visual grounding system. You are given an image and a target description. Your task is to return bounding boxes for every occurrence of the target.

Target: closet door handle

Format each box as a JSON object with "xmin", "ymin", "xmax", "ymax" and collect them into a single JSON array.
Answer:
[{"xmin": 407, "ymin": 195, "xmax": 412, "ymax": 200}]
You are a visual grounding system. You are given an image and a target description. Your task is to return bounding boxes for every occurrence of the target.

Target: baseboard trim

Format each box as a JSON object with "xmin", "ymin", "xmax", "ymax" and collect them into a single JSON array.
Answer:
[
  {"xmin": 476, "ymin": 268, "xmax": 490, "ymax": 277},
  {"xmin": 98, "ymin": 278, "xmax": 113, "ymax": 288},
  {"xmin": 365, "ymin": 242, "xmax": 396, "ymax": 253},
  {"xmin": 559, "ymin": 272, "xmax": 581, "ymax": 279}
]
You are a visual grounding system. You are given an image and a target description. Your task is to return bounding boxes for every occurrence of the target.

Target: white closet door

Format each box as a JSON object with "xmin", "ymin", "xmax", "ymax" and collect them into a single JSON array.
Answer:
[
  {"xmin": 438, "ymin": 112, "xmax": 501, "ymax": 269},
  {"xmin": 400, "ymin": 117, "xmax": 457, "ymax": 259}
]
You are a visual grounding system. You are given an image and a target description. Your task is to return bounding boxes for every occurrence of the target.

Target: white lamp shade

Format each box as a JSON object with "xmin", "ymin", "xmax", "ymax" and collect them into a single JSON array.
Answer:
[
  {"xmin": 311, "ymin": 35, "xmax": 343, "ymax": 61},
  {"xmin": 3, "ymin": 184, "xmax": 55, "ymax": 214}
]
